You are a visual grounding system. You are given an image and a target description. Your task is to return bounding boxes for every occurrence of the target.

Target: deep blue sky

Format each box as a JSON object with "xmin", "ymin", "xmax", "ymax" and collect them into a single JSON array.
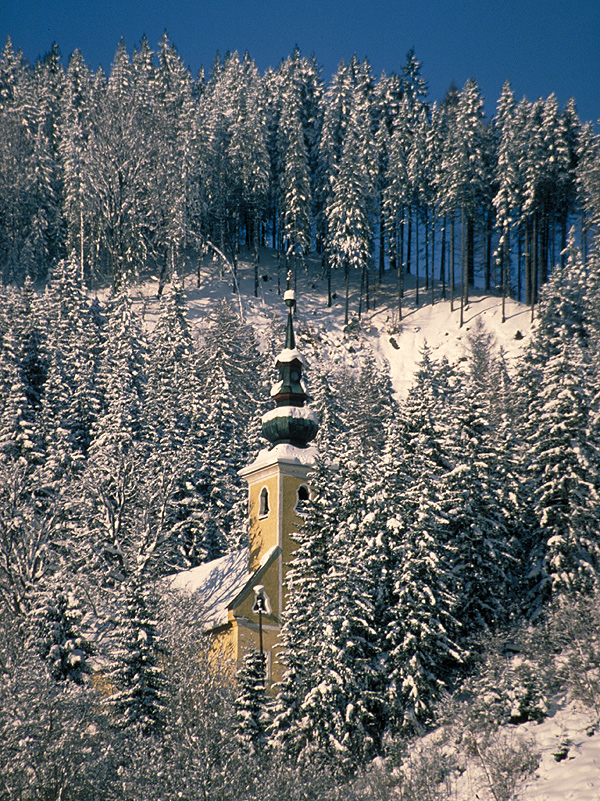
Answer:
[{"xmin": 2, "ymin": 0, "xmax": 599, "ymax": 122}]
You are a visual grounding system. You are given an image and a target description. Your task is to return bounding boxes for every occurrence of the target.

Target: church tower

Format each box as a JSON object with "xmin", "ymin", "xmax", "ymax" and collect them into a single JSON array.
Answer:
[
  {"xmin": 170, "ymin": 289, "xmax": 318, "ymax": 687},
  {"xmin": 238, "ymin": 289, "xmax": 318, "ymax": 684}
]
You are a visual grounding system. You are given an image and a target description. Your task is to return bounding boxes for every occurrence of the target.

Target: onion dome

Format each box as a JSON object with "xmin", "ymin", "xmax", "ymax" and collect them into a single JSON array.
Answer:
[{"xmin": 261, "ymin": 290, "xmax": 319, "ymax": 449}]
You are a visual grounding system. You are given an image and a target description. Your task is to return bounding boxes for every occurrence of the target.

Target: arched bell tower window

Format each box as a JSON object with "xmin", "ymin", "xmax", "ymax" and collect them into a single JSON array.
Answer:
[
  {"xmin": 258, "ymin": 487, "xmax": 270, "ymax": 518},
  {"xmin": 295, "ymin": 484, "xmax": 310, "ymax": 514}
]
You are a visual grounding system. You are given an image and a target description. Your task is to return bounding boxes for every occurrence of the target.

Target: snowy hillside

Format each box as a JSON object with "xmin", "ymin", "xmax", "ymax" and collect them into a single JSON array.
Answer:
[
  {"xmin": 129, "ymin": 247, "xmax": 533, "ymax": 400},
  {"xmin": 130, "ymin": 252, "xmax": 600, "ymax": 801},
  {"xmin": 436, "ymin": 695, "xmax": 600, "ymax": 801}
]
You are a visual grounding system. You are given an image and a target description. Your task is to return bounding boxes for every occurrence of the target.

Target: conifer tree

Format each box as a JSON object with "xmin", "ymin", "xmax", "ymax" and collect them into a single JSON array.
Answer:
[
  {"xmin": 270, "ymin": 457, "xmax": 338, "ymax": 759},
  {"xmin": 526, "ymin": 338, "xmax": 600, "ymax": 602},
  {"xmin": 39, "ymin": 254, "xmax": 103, "ymax": 483},
  {"xmin": 27, "ymin": 579, "xmax": 93, "ymax": 683},
  {"xmin": 325, "ymin": 85, "xmax": 375, "ymax": 324},
  {"xmin": 519, "ymin": 238, "xmax": 600, "ymax": 605},
  {"xmin": 234, "ymin": 649, "xmax": 269, "ymax": 756},
  {"xmin": 107, "ymin": 577, "xmax": 167, "ymax": 736}
]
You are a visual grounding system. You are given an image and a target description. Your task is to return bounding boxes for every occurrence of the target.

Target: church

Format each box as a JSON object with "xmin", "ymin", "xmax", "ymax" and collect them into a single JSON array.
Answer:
[{"xmin": 170, "ymin": 289, "xmax": 319, "ymax": 686}]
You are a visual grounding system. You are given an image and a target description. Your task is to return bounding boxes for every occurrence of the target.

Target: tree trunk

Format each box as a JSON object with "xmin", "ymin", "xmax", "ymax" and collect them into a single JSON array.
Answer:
[
  {"xmin": 466, "ymin": 213, "xmax": 475, "ymax": 286},
  {"xmin": 440, "ymin": 216, "xmax": 446, "ymax": 301},
  {"xmin": 431, "ymin": 213, "xmax": 435, "ymax": 306},
  {"xmin": 397, "ymin": 251, "xmax": 403, "ymax": 322},
  {"xmin": 424, "ymin": 206, "xmax": 429, "ymax": 291},
  {"xmin": 517, "ymin": 226, "xmax": 522, "ymax": 303},
  {"xmin": 415, "ymin": 207, "xmax": 420, "ymax": 307},
  {"xmin": 485, "ymin": 211, "xmax": 492, "ymax": 291},
  {"xmin": 254, "ymin": 212, "xmax": 259, "ymax": 297},
  {"xmin": 502, "ymin": 227, "xmax": 509, "ymax": 324},
  {"xmin": 450, "ymin": 212, "xmax": 455, "ymax": 312},
  {"xmin": 406, "ymin": 207, "xmax": 412, "ymax": 275},
  {"xmin": 399, "ymin": 207, "xmax": 404, "ymax": 296},
  {"xmin": 389, "ymin": 218, "xmax": 397, "ymax": 274},
  {"xmin": 460, "ymin": 208, "xmax": 465, "ymax": 327},
  {"xmin": 540, "ymin": 209, "xmax": 548, "ymax": 286},
  {"xmin": 379, "ymin": 204, "xmax": 385, "ymax": 284},
  {"xmin": 358, "ymin": 262, "xmax": 365, "ymax": 319},
  {"xmin": 344, "ymin": 260, "xmax": 350, "ymax": 325},
  {"xmin": 530, "ymin": 213, "xmax": 538, "ymax": 321},
  {"xmin": 398, "ymin": 210, "xmax": 404, "ymax": 322}
]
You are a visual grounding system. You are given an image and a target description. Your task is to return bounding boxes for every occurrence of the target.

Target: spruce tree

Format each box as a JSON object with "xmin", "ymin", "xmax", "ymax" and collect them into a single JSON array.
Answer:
[
  {"xmin": 107, "ymin": 577, "xmax": 167, "ymax": 736},
  {"xmin": 234, "ymin": 649, "xmax": 269, "ymax": 756}
]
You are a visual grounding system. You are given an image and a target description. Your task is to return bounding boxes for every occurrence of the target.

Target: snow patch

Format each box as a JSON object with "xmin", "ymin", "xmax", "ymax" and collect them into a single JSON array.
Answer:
[
  {"xmin": 241, "ymin": 443, "xmax": 318, "ymax": 473},
  {"xmin": 261, "ymin": 405, "xmax": 319, "ymax": 426},
  {"xmin": 275, "ymin": 347, "xmax": 304, "ymax": 364}
]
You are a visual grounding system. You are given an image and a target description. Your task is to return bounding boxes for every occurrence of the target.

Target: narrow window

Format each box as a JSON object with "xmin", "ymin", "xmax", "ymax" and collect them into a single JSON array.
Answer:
[
  {"xmin": 258, "ymin": 487, "xmax": 269, "ymax": 518},
  {"xmin": 295, "ymin": 484, "xmax": 309, "ymax": 514}
]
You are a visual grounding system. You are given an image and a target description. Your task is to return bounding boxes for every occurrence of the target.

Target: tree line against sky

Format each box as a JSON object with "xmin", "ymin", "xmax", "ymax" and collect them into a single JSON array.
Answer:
[{"xmin": 1, "ymin": 34, "xmax": 599, "ymax": 319}]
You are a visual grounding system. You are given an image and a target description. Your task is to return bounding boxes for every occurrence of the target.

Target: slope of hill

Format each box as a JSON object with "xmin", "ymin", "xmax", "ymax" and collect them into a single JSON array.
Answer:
[
  {"xmin": 127, "ymin": 250, "xmax": 600, "ymax": 800},
  {"xmin": 129, "ymin": 247, "xmax": 533, "ymax": 400}
]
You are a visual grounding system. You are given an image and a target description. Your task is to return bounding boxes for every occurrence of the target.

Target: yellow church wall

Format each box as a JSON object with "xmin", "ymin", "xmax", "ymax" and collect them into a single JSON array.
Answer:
[
  {"xmin": 236, "ymin": 452, "xmax": 316, "ymax": 689},
  {"xmin": 207, "ymin": 624, "xmax": 238, "ymax": 678},
  {"xmin": 280, "ymin": 471, "xmax": 310, "ymax": 612},
  {"xmin": 247, "ymin": 469, "xmax": 280, "ymax": 572},
  {"xmin": 280, "ymin": 472, "xmax": 307, "ymax": 559},
  {"xmin": 235, "ymin": 620, "xmax": 281, "ymax": 680}
]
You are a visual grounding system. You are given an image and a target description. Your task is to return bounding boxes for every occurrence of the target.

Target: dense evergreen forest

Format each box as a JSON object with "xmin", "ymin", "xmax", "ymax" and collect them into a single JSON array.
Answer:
[
  {"xmin": 1, "ymin": 35, "xmax": 599, "ymax": 309},
  {"xmin": 2, "ymin": 33, "xmax": 600, "ymax": 801}
]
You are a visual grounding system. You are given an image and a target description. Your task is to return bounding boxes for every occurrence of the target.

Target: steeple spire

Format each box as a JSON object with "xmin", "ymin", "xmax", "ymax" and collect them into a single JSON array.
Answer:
[
  {"xmin": 261, "ymin": 290, "xmax": 318, "ymax": 449},
  {"xmin": 284, "ymin": 290, "xmax": 296, "ymax": 350}
]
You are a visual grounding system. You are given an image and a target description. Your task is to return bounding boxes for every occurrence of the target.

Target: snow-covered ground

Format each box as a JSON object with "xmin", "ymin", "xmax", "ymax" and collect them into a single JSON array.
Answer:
[
  {"xmin": 518, "ymin": 699, "xmax": 600, "ymax": 801},
  {"xmin": 448, "ymin": 696, "xmax": 600, "ymax": 801},
  {"xmin": 129, "ymin": 247, "xmax": 534, "ymax": 401}
]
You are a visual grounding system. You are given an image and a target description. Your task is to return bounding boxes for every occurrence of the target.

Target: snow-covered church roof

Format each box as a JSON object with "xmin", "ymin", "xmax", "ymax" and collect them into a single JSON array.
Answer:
[
  {"xmin": 168, "ymin": 545, "xmax": 280, "ymax": 631},
  {"xmin": 169, "ymin": 548, "xmax": 251, "ymax": 630}
]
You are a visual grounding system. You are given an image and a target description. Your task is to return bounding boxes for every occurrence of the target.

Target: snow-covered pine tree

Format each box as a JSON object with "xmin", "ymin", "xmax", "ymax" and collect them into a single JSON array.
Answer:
[
  {"xmin": 194, "ymin": 350, "xmax": 244, "ymax": 557},
  {"xmin": 526, "ymin": 337, "xmax": 600, "ymax": 603},
  {"xmin": 39, "ymin": 253, "xmax": 103, "ymax": 483},
  {"xmin": 493, "ymin": 81, "xmax": 520, "ymax": 306},
  {"xmin": 296, "ymin": 446, "xmax": 384, "ymax": 773},
  {"xmin": 154, "ymin": 34, "xmax": 197, "ymax": 293},
  {"xmin": 273, "ymin": 446, "xmax": 386, "ymax": 775},
  {"xmin": 384, "ymin": 473, "xmax": 461, "ymax": 734},
  {"xmin": 0, "ymin": 629, "xmax": 115, "ymax": 798},
  {"xmin": 146, "ymin": 273, "xmax": 200, "ymax": 447},
  {"xmin": 269, "ymin": 456, "xmax": 339, "ymax": 759},
  {"xmin": 0, "ymin": 327, "xmax": 41, "ymax": 465},
  {"xmin": 83, "ymin": 39, "xmax": 157, "ymax": 289},
  {"xmin": 279, "ymin": 98, "xmax": 312, "ymax": 277},
  {"xmin": 325, "ymin": 80, "xmax": 375, "ymax": 324},
  {"xmin": 234, "ymin": 649, "xmax": 269, "ymax": 756},
  {"xmin": 339, "ymin": 352, "xmax": 396, "ymax": 452},
  {"xmin": 442, "ymin": 79, "xmax": 489, "ymax": 296},
  {"xmin": 58, "ymin": 48, "xmax": 94, "ymax": 280},
  {"xmin": 106, "ymin": 577, "xmax": 167, "ymax": 737},
  {"xmin": 520, "ymin": 240, "xmax": 600, "ymax": 605},
  {"xmin": 27, "ymin": 578, "xmax": 93, "ymax": 683},
  {"xmin": 381, "ymin": 349, "xmax": 462, "ymax": 733},
  {"xmin": 421, "ymin": 360, "xmax": 514, "ymax": 638}
]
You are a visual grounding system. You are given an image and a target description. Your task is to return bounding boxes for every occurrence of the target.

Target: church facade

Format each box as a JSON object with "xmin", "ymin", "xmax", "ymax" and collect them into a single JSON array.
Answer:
[{"xmin": 170, "ymin": 289, "xmax": 318, "ymax": 686}]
